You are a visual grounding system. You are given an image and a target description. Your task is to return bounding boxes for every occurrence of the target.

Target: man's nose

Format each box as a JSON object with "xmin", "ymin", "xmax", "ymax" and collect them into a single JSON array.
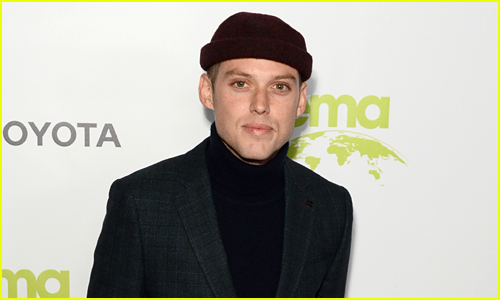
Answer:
[{"xmin": 250, "ymin": 89, "xmax": 270, "ymax": 114}]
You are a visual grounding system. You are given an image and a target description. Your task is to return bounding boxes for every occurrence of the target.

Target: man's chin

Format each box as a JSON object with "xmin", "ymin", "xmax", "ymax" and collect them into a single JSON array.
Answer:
[
  {"xmin": 220, "ymin": 138, "xmax": 279, "ymax": 165},
  {"xmin": 237, "ymin": 150, "xmax": 279, "ymax": 165}
]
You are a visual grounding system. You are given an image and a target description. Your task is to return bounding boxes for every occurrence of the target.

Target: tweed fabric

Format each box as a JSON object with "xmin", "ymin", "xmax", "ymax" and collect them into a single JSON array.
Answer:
[
  {"xmin": 200, "ymin": 12, "xmax": 313, "ymax": 81},
  {"xmin": 87, "ymin": 138, "xmax": 352, "ymax": 297}
]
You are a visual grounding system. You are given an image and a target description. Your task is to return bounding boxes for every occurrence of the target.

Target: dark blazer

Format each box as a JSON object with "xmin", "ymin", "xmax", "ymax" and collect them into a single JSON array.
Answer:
[{"xmin": 88, "ymin": 138, "xmax": 353, "ymax": 297}]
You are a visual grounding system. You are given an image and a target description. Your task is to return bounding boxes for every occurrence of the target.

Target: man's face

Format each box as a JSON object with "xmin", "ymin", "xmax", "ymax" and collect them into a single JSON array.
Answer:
[{"xmin": 199, "ymin": 58, "xmax": 307, "ymax": 165}]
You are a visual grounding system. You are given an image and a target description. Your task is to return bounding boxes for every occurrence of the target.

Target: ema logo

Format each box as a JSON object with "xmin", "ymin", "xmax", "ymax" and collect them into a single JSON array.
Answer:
[
  {"xmin": 288, "ymin": 94, "xmax": 408, "ymax": 184},
  {"xmin": 2, "ymin": 121, "xmax": 121, "ymax": 147},
  {"xmin": 2, "ymin": 269, "xmax": 69, "ymax": 298},
  {"xmin": 295, "ymin": 94, "xmax": 389, "ymax": 129}
]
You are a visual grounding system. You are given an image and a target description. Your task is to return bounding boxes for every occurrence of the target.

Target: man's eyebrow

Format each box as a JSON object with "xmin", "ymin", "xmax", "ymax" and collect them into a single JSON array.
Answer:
[
  {"xmin": 224, "ymin": 70, "xmax": 252, "ymax": 78},
  {"xmin": 272, "ymin": 74, "xmax": 297, "ymax": 83},
  {"xmin": 224, "ymin": 70, "xmax": 297, "ymax": 83}
]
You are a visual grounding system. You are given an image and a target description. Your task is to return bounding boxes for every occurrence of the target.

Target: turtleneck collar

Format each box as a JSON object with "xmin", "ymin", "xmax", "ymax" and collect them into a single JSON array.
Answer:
[{"xmin": 205, "ymin": 122, "xmax": 288, "ymax": 202}]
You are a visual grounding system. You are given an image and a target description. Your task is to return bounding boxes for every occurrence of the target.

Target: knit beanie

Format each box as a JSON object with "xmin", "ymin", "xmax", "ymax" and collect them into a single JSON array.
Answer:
[{"xmin": 200, "ymin": 12, "xmax": 313, "ymax": 81}]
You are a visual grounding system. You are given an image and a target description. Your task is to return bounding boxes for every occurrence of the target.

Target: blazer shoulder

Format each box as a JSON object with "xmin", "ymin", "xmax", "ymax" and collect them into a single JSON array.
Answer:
[
  {"xmin": 284, "ymin": 158, "xmax": 352, "ymax": 208},
  {"xmin": 111, "ymin": 138, "xmax": 209, "ymax": 195},
  {"xmin": 285, "ymin": 158, "xmax": 348, "ymax": 191}
]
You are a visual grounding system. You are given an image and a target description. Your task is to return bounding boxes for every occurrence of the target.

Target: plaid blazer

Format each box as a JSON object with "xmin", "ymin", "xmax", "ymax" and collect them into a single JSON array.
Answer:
[{"xmin": 87, "ymin": 138, "xmax": 353, "ymax": 297}]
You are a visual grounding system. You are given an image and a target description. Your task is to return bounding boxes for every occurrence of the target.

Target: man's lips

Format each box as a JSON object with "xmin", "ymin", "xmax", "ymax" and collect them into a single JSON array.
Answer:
[{"xmin": 242, "ymin": 123, "xmax": 274, "ymax": 136}]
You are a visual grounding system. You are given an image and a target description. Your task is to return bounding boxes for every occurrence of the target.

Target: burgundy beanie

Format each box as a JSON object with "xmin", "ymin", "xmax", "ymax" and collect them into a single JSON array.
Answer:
[{"xmin": 200, "ymin": 12, "xmax": 313, "ymax": 81}]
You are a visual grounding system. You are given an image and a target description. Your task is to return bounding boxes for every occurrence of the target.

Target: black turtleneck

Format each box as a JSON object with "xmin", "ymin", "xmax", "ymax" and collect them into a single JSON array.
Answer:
[{"xmin": 205, "ymin": 123, "xmax": 286, "ymax": 298}]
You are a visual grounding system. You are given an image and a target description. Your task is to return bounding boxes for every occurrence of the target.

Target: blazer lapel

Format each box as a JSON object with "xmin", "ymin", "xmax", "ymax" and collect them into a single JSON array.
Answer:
[
  {"xmin": 172, "ymin": 139, "xmax": 236, "ymax": 297},
  {"xmin": 276, "ymin": 160, "xmax": 317, "ymax": 297}
]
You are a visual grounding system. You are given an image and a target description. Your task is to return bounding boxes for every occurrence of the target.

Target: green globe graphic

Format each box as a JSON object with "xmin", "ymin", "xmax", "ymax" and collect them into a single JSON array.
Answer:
[{"xmin": 288, "ymin": 130, "xmax": 408, "ymax": 181}]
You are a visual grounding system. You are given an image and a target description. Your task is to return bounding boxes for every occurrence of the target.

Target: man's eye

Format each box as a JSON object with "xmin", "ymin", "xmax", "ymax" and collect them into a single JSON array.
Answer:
[
  {"xmin": 275, "ymin": 84, "xmax": 287, "ymax": 91},
  {"xmin": 234, "ymin": 81, "xmax": 246, "ymax": 88}
]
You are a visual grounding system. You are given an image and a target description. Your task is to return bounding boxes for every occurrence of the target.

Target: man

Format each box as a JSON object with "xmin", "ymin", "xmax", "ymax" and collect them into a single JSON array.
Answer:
[{"xmin": 88, "ymin": 12, "xmax": 353, "ymax": 298}]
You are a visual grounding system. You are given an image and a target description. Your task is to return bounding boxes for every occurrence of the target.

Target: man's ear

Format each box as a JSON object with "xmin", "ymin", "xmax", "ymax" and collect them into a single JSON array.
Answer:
[
  {"xmin": 199, "ymin": 74, "xmax": 214, "ymax": 110},
  {"xmin": 296, "ymin": 82, "xmax": 307, "ymax": 117}
]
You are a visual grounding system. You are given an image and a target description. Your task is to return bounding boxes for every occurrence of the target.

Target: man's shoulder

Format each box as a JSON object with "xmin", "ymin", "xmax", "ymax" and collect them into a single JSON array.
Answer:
[
  {"xmin": 284, "ymin": 158, "xmax": 351, "ymax": 205},
  {"xmin": 111, "ymin": 138, "xmax": 209, "ymax": 193},
  {"xmin": 285, "ymin": 158, "xmax": 346, "ymax": 190}
]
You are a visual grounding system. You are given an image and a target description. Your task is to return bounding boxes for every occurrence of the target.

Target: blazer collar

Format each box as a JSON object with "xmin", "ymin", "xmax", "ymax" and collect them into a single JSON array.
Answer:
[
  {"xmin": 172, "ymin": 138, "xmax": 237, "ymax": 297},
  {"xmin": 171, "ymin": 139, "xmax": 316, "ymax": 298},
  {"xmin": 275, "ymin": 159, "xmax": 317, "ymax": 297}
]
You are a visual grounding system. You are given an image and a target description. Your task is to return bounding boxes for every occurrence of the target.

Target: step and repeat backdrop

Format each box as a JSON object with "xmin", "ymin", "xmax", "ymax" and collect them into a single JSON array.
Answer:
[{"xmin": 2, "ymin": 2, "xmax": 498, "ymax": 298}]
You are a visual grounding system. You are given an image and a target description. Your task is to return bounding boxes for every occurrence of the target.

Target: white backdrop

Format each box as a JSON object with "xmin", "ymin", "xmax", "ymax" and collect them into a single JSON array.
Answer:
[{"xmin": 2, "ymin": 2, "xmax": 498, "ymax": 297}]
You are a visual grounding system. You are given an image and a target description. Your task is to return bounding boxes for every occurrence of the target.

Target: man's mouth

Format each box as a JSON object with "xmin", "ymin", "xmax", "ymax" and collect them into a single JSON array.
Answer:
[{"xmin": 242, "ymin": 123, "xmax": 274, "ymax": 136}]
